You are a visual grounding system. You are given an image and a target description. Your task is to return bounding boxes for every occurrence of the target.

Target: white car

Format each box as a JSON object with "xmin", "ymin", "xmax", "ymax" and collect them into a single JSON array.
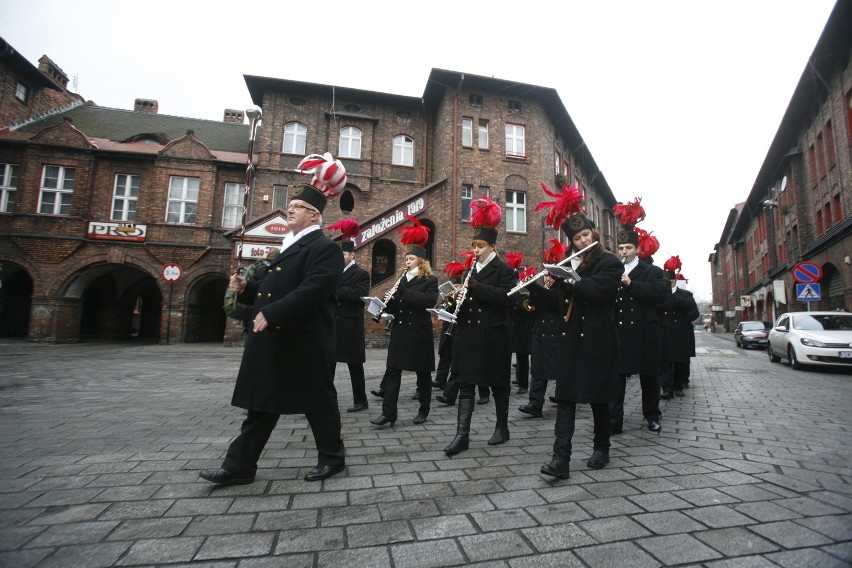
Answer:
[{"xmin": 767, "ymin": 311, "xmax": 852, "ymax": 370}]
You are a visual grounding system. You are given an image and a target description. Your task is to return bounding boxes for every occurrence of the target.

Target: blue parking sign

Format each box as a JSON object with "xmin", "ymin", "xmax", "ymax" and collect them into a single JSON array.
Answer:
[{"xmin": 795, "ymin": 283, "xmax": 821, "ymax": 302}]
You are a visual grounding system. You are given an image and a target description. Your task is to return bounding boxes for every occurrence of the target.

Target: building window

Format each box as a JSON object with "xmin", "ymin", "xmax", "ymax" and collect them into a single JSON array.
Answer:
[
  {"xmin": 15, "ymin": 82, "xmax": 29, "ymax": 104},
  {"xmin": 461, "ymin": 118, "xmax": 473, "ymax": 147},
  {"xmin": 478, "ymin": 120, "xmax": 489, "ymax": 149},
  {"xmin": 825, "ymin": 120, "xmax": 836, "ymax": 169},
  {"xmin": 505, "ymin": 124, "xmax": 525, "ymax": 158},
  {"xmin": 392, "ymin": 135, "xmax": 414, "ymax": 166},
  {"xmin": 338, "ymin": 126, "xmax": 361, "ymax": 159},
  {"xmin": 808, "ymin": 144, "xmax": 818, "ymax": 186},
  {"xmin": 469, "ymin": 94, "xmax": 483, "ymax": 107},
  {"xmin": 38, "ymin": 165, "xmax": 75, "ymax": 215},
  {"xmin": 554, "ymin": 151, "xmax": 562, "ymax": 175},
  {"xmin": 508, "ymin": 100, "xmax": 522, "ymax": 113},
  {"xmin": 506, "ymin": 190, "xmax": 526, "ymax": 233},
  {"xmin": 222, "ymin": 182, "xmax": 244, "ymax": 228},
  {"xmin": 0, "ymin": 163, "xmax": 19, "ymax": 213},
  {"xmin": 166, "ymin": 176, "xmax": 199, "ymax": 224},
  {"xmin": 461, "ymin": 184, "xmax": 473, "ymax": 220},
  {"xmin": 815, "ymin": 210, "xmax": 823, "ymax": 235},
  {"xmin": 824, "ymin": 202, "xmax": 832, "ymax": 229},
  {"xmin": 832, "ymin": 193, "xmax": 842, "ymax": 223},
  {"xmin": 282, "ymin": 122, "xmax": 307, "ymax": 155},
  {"xmin": 272, "ymin": 185, "xmax": 288, "ymax": 210},
  {"xmin": 111, "ymin": 174, "xmax": 140, "ymax": 221},
  {"xmin": 815, "ymin": 133, "xmax": 826, "ymax": 179}
]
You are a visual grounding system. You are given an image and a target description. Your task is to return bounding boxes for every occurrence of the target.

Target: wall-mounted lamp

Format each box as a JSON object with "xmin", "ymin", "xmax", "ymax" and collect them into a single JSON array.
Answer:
[{"xmin": 763, "ymin": 199, "xmax": 778, "ymax": 208}]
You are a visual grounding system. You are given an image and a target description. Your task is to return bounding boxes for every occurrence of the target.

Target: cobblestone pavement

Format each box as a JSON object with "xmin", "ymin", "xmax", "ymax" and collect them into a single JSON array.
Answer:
[{"xmin": 0, "ymin": 331, "xmax": 850, "ymax": 567}]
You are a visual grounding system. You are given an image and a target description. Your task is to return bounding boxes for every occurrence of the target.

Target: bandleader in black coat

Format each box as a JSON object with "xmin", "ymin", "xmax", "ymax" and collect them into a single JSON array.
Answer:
[{"xmin": 335, "ymin": 255, "xmax": 370, "ymax": 410}]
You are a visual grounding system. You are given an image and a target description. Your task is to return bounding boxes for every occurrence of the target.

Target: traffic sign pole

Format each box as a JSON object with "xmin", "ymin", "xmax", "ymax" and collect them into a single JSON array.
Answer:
[{"xmin": 161, "ymin": 264, "xmax": 183, "ymax": 344}]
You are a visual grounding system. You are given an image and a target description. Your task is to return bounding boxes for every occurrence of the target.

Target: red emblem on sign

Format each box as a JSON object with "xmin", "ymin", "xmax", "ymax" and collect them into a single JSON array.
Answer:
[{"xmin": 265, "ymin": 223, "xmax": 290, "ymax": 235}]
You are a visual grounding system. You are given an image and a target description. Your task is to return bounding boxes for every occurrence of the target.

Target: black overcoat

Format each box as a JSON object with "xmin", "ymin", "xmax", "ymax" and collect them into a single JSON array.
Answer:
[
  {"xmin": 384, "ymin": 274, "xmax": 439, "ymax": 372},
  {"xmin": 553, "ymin": 250, "xmax": 623, "ymax": 403},
  {"xmin": 615, "ymin": 261, "xmax": 670, "ymax": 375},
  {"xmin": 510, "ymin": 294, "xmax": 534, "ymax": 355},
  {"xmin": 335, "ymin": 263, "xmax": 370, "ymax": 363},
  {"xmin": 451, "ymin": 258, "xmax": 518, "ymax": 386},
  {"xmin": 232, "ymin": 230, "xmax": 343, "ymax": 414},
  {"xmin": 658, "ymin": 287, "xmax": 699, "ymax": 362},
  {"xmin": 526, "ymin": 281, "xmax": 566, "ymax": 381}
]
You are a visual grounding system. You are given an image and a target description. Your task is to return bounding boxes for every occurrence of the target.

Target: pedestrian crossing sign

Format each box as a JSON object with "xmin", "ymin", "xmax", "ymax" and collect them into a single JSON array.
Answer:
[{"xmin": 795, "ymin": 283, "xmax": 821, "ymax": 302}]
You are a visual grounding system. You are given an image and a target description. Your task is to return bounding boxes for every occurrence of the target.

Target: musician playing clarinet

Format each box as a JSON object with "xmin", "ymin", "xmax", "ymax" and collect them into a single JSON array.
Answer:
[
  {"xmin": 370, "ymin": 216, "xmax": 438, "ymax": 427},
  {"xmin": 444, "ymin": 196, "xmax": 517, "ymax": 455}
]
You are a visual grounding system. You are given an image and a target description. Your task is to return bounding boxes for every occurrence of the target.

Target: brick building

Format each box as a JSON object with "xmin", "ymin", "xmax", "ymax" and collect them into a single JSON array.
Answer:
[
  {"xmin": 0, "ymin": 40, "xmax": 619, "ymax": 344},
  {"xmin": 709, "ymin": 0, "xmax": 851, "ymax": 329}
]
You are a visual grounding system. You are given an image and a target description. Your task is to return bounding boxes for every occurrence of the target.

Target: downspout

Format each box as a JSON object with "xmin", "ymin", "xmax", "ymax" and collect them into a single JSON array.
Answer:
[{"xmin": 451, "ymin": 74, "xmax": 464, "ymax": 257}]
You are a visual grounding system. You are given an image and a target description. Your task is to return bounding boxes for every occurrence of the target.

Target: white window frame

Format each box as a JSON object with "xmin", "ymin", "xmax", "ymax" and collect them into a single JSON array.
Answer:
[
  {"xmin": 461, "ymin": 118, "xmax": 473, "ymax": 147},
  {"xmin": 478, "ymin": 119, "xmax": 489, "ymax": 149},
  {"xmin": 461, "ymin": 184, "xmax": 473, "ymax": 220},
  {"xmin": 38, "ymin": 165, "xmax": 75, "ymax": 215},
  {"xmin": 392, "ymin": 135, "xmax": 414, "ymax": 166},
  {"xmin": 282, "ymin": 122, "xmax": 307, "ymax": 155},
  {"xmin": 338, "ymin": 126, "xmax": 362, "ymax": 159},
  {"xmin": 505, "ymin": 124, "xmax": 526, "ymax": 158},
  {"xmin": 15, "ymin": 82, "xmax": 29, "ymax": 103},
  {"xmin": 111, "ymin": 174, "xmax": 140, "ymax": 221},
  {"xmin": 166, "ymin": 176, "xmax": 199, "ymax": 224},
  {"xmin": 505, "ymin": 190, "xmax": 526, "ymax": 233},
  {"xmin": 0, "ymin": 163, "xmax": 19, "ymax": 213},
  {"xmin": 222, "ymin": 182, "xmax": 244, "ymax": 228}
]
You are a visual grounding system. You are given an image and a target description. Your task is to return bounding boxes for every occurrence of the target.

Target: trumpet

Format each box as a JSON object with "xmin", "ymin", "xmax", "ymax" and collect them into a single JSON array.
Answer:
[
  {"xmin": 506, "ymin": 241, "xmax": 598, "ymax": 296},
  {"xmin": 372, "ymin": 269, "xmax": 406, "ymax": 323}
]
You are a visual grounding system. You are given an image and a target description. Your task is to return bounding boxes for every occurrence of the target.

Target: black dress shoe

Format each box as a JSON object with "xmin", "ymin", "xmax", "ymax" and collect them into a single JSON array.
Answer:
[
  {"xmin": 411, "ymin": 390, "xmax": 421, "ymax": 400},
  {"xmin": 540, "ymin": 458, "xmax": 570, "ymax": 479},
  {"xmin": 199, "ymin": 468, "xmax": 255, "ymax": 485},
  {"xmin": 369, "ymin": 414, "xmax": 396, "ymax": 427},
  {"xmin": 660, "ymin": 391, "xmax": 673, "ymax": 400},
  {"xmin": 476, "ymin": 396, "xmax": 490, "ymax": 405},
  {"xmin": 549, "ymin": 396, "xmax": 558, "ymax": 404},
  {"xmin": 518, "ymin": 403, "xmax": 543, "ymax": 418},
  {"xmin": 304, "ymin": 462, "xmax": 345, "ymax": 481},
  {"xmin": 648, "ymin": 420, "xmax": 661, "ymax": 432},
  {"xmin": 347, "ymin": 401, "xmax": 368, "ymax": 413},
  {"xmin": 370, "ymin": 389, "xmax": 385, "ymax": 398},
  {"xmin": 413, "ymin": 413, "xmax": 428, "ymax": 424},
  {"xmin": 516, "ymin": 387, "xmax": 528, "ymax": 394},
  {"xmin": 432, "ymin": 381, "xmax": 446, "ymax": 389},
  {"xmin": 674, "ymin": 389, "xmax": 685, "ymax": 397},
  {"xmin": 587, "ymin": 450, "xmax": 610, "ymax": 469},
  {"xmin": 436, "ymin": 395, "xmax": 456, "ymax": 406}
]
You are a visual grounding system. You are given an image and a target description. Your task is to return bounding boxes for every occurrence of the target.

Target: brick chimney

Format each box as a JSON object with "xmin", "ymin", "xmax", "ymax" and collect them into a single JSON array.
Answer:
[
  {"xmin": 134, "ymin": 98, "xmax": 158, "ymax": 114},
  {"xmin": 223, "ymin": 109, "xmax": 244, "ymax": 124},
  {"xmin": 38, "ymin": 55, "xmax": 69, "ymax": 89}
]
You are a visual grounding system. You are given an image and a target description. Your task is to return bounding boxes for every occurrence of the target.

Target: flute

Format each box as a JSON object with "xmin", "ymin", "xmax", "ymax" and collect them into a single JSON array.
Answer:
[
  {"xmin": 372, "ymin": 269, "xmax": 406, "ymax": 323},
  {"xmin": 506, "ymin": 241, "xmax": 598, "ymax": 296}
]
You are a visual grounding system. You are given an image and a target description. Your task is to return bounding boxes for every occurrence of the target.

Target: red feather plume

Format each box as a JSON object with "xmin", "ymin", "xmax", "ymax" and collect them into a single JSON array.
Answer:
[
  {"xmin": 460, "ymin": 250, "xmax": 476, "ymax": 270},
  {"xmin": 468, "ymin": 195, "xmax": 502, "ymax": 229},
  {"xmin": 613, "ymin": 197, "xmax": 646, "ymax": 227},
  {"xmin": 663, "ymin": 255, "xmax": 682, "ymax": 273},
  {"xmin": 543, "ymin": 238, "xmax": 568, "ymax": 263},
  {"xmin": 443, "ymin": 261, "xmax": 465, "ymax": 279},
  {"xmin": 535, "ymin": 182, "xmax": 584, "ymax": 231},
  {"xmin": 675, "ymin": 273, "xmax": 689, "ymax": 282},
  {"xmin": 327, "ymin": 218, "xmax": 360, "ymax": 239},
  {"xmin": 397, "ymin": 214, "xmax": 429, "ymax": 246},
  {"xmin": 518, "ymin": 267, "xmax": 537, "ymax": 282},
  {"xmin": 505, "ymin": 252, "xmax": 523, "ymax": 270},
  {"xmin": 635, "ymin": 227, "xmax": 659, "ymax": 259}
]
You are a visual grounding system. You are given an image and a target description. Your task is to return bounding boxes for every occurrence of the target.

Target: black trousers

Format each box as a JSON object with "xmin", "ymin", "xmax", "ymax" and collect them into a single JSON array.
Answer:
[
  {"xmin": 515, "ymin": 353, "xmax": 529, "ymax": 388},
  {"xmin": 334, "ymin": 363, "xmax": 366, "ymax": 405},
  {"xmin": 434, "ymin": 351, "xmax": 452, "ymax": 388},
  {"xmin": 222, "ymin": 409, "xmax": 345, "ymax": 476},
  {"xmin": 672, "ymin": 361, "xmax": 691, "ymax": 389},
  {"xmin": 382, "ymin": 368, "xmax": 432, "ymax": 418},
  {"xmin": 444, "ymin": 373, "xmax": 489, "ymax": 401},
  {"xmin": 658, "ymin": 361, "xmax": 673, "ymax": 394},
  {"xmin": 552, "ymin": 401, "xmax": 610, "ymax": 460},
  {"xmin": 527, "ymin": 375, "xmax": 549, "ymax": 408},
  {"xmin": 458, "ymin": 382, "xmax": 509, "ymax": 401},
  {"xmin": 610, "ymin": 373, "xmax": 661, "ymax": 427}
]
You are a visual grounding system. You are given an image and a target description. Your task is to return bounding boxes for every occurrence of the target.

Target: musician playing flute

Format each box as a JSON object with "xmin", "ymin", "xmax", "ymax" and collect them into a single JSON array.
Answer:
[
  {"xmin": 444, "ymin": 196, "xmax": 518, "ymax": 455},
  {"xmin": 535, "ymin": 182, "xmax": 622, "ymax": 479},
  {"xmin": 370, "ymin": 216, "xmax": 438, "ymax": 427}
]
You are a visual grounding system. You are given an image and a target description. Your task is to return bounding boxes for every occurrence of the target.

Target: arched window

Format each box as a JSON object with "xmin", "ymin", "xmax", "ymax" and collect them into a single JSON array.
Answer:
[
  {"xmin": 339, "ymin": 126, "xmax": 362, "ymax": 159},
  {"xmin": 371, "ymin": 239, "xmax": 396, "ymax": 285},
  {"xmin": 392, "ymin": 135, "xmax": 414, "ymax": 166},
  {"xmin": 282, "ymin": 122, "xmax": 306, "ymax": 155}
]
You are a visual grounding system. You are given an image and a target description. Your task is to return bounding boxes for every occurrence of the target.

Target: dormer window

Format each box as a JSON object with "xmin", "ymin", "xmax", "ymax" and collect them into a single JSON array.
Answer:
[{"xmin": 15, "ymin": 82, "xmax": 29, "ymax": 104}]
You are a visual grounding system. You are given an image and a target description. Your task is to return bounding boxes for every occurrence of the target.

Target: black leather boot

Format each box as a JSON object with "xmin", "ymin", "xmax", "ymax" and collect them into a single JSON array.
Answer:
[
  {"xmin": 445, "ymin": 398, "xmax": 474, "ymax": 455},
  {"xmin": 542, "ymin": 402, "xmax": 575, "ymax": 478},
  {"xmin": 488, "ymin": 391, "xmax": 510, "ymax": 445},
  {"xmin": 540, "ymin": 458, "xmax": 570, "ymax": 479}
]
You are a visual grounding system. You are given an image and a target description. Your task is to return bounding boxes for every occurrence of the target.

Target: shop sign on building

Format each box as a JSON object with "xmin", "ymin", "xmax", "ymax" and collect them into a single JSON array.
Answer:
[
  {"xmin": 87, "ymin": 221, "xmax": 147, "ymax": 242},
  {"xmin": 355, "ymin": 195, "xmax": 428, "ymax": 248}
]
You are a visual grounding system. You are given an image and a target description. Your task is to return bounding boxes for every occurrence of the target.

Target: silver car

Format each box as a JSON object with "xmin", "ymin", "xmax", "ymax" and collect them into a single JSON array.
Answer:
[{"xmin": 767, "ymin": 311, "xmax": 852, "ymax": 370}]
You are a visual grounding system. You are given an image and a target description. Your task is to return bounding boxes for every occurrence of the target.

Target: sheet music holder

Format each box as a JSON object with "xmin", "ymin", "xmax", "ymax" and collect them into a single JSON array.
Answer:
[
  {"xmin": 362, "ymin": 296, "xmax": 387, "ymax": 317},
  {"xmin": 543, "ymin": 264, "xmax": 581, "ymax": 284},
  {"xmin": 438, "ymin": 281, "xmax": 458, "ymax": 296},
  {"xmin": 427, "ymin": 308, "xmax": 457, "ymax": 323}
]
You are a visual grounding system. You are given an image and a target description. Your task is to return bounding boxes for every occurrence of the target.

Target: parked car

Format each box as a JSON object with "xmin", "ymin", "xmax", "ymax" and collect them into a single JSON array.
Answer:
[
  {"xmin": 733, "ymin": 321, "xmax": 771, "ymax": 349},
  {"xmin": 767, "ymin": 311, "xmax": 852, "ymax": 370}
]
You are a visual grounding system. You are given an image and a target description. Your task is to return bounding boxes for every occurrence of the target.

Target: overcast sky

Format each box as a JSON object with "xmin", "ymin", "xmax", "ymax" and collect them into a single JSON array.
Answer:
[{"xmin": 1, "ymin": 0, "xmax": 838, "ymax": 302}]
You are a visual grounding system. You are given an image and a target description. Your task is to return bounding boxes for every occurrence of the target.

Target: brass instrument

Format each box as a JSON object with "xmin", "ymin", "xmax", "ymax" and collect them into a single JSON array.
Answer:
[
  {"xmin": 521, "ymin": 298, "xmax": 536, "ymax": 312},
  {"xmin": 372, "ymin": 269, "xmax": 406, "ymax": 324}
]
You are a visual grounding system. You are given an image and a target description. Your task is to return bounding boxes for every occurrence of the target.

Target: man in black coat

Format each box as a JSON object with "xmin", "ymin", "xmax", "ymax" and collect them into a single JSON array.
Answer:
[
  {"xmin": 334, "ymin": 240, "xmax": 371, "ymax": 412},
  {"xmin": 610, "ymin": 228, "xmax": 669, "ymax": 433},
  {"xmin": 200, "ymin": 184, "xmax": 346, "ymax": 485},
  {"xmin": 658, "ymin": 270, "xmax": 700, "ymax": 397}
]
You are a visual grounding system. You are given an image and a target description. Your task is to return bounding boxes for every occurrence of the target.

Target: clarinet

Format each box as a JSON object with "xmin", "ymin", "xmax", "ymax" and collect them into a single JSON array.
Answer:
[
  {"xmin": 372, "ymin": 269, "xmax": 406, "ymax": 323},
  {"xmin": 444, "ymin": 267, "xmax": 474, "ymax": 337}
]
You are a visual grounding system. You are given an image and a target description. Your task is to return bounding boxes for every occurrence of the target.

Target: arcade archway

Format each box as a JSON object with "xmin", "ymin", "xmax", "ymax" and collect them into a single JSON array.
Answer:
[{"xmin": 0, "ymin": 262, "xmax": 33, "ymax": 337}]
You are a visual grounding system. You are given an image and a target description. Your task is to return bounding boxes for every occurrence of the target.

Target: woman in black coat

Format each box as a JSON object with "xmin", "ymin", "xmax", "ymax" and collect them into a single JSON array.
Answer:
[
  {"xmin": 444, "ymin": 218, "xmax": 518, "ymax": 455},
  {"xmin": 540, "ymin": 212, "xmax": 622, "ymax": 479},
  {"xmin": 370, "ymin": 242, "xmax": 439, "ymax": 427}
]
